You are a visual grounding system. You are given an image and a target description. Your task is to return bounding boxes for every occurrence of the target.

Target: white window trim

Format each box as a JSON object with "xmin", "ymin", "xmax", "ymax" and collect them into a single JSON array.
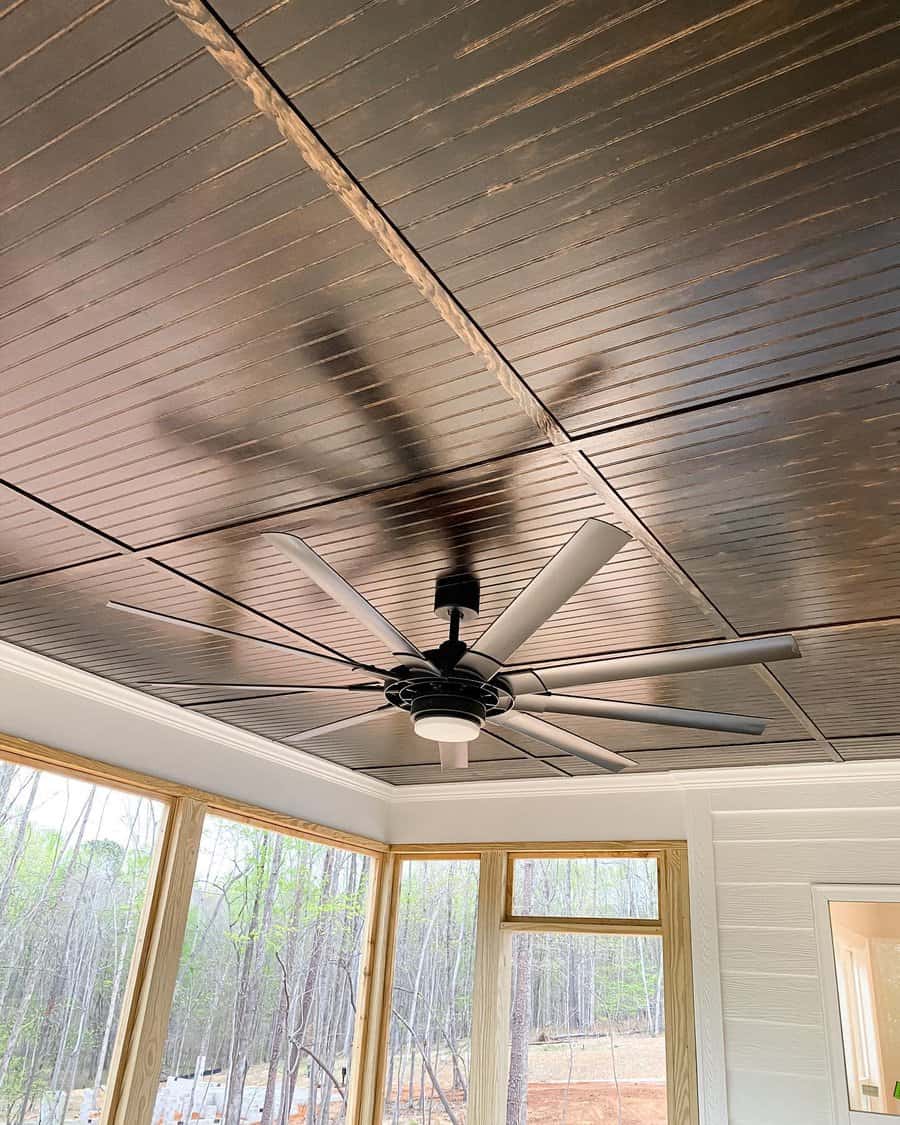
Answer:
[{"xmin": 812, "ymin": 883, "xmax": 900, "ymax": 1125}]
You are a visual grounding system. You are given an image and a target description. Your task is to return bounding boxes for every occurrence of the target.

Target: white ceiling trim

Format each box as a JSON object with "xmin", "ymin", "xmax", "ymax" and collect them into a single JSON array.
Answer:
[
  {"xmin": 0, "ymin": 639, "xmax": 392, "ymax": 799},
  {"xmin": 386, "ymin": 757, "xmax": 900, "ymax": 802}
]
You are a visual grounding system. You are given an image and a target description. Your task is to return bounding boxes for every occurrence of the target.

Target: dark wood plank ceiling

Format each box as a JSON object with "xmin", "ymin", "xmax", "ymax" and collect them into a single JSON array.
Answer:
[{"xmin": 1, "ymin": 0, "xmax": 897, "ymax": 784}]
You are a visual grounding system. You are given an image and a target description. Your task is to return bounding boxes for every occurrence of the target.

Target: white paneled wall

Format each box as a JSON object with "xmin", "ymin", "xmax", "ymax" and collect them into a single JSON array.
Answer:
[{"xmin": 708, "ymin": 776, "xmax": 900, "ymax": 1125}]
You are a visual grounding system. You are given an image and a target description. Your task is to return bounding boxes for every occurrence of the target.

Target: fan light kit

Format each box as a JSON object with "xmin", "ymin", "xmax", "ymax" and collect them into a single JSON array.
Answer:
[
  {"xmin": 110, "ymin": 519, "xmax": 802, "ymax": 773},
  {"xmin": 414, "ymin": 715, "xmax": 480, "ymax": 743}
]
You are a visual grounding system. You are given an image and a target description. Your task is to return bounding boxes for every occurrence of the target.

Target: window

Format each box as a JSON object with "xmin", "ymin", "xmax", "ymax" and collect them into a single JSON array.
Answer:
[
  {"xmin": 383, "ymin": 858, "xmax": 479, "ymax": 1123},
  {"xmin": 815, "ymin": 885, "xmax": 900, "ymax": 1123},
  {"xmin": 0, "ymin": 738, "xmax": 698, "ymax": 1125},
  {"xmin": 506, "ymin": 932, "xmax": 666, "ymax": 1124},
  {"xmin": 510, "ymin": 855, "xmax": 659, "ymax": 920},
  {"xmin": 161, "ymin": 814, "xmax": 372, "ymax": 1125},
  {"xmin": 505, "ymin": 856, "xmax": 667, "ymax": 1125},
  {"xmin": 0, "ymin": 758, "xmax": 163, "ymax": 1124}
]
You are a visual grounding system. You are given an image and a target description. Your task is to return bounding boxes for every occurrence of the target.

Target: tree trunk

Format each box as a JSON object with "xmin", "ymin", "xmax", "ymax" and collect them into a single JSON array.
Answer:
[
  {"xmin": 0, "ymin": 772, "xmax": 38, "ymax": 928},
  {"xmin": 224, "ymin": 834, "xmax": 273, "ymax": 1124},
  {"xmin": 506, "ymin": 861, "xmax": 534, "ymax": 1125}
]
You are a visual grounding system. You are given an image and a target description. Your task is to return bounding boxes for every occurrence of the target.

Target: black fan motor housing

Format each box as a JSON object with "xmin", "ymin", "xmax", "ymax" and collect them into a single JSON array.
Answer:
[{"xmin": 433, "ymin": 569, "xmax": 480, "ymax": 621}]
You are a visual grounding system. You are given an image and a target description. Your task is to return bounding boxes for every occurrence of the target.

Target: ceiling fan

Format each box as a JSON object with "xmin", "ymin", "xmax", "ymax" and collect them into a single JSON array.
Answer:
[{"xmin": 109, "ymin": 519, "xmax": 800, "ymax": 772}]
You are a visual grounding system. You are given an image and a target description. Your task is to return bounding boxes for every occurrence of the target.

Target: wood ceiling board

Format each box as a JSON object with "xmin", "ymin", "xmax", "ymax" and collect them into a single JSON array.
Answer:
[
  {"xmin": 0, "ymin": 0, "xmax": 120, "ymax": 74},
  {"xmin": 1, "ymin": 25, "xmax": 237, "ymax": 232},
  {"xmin": 582, "ymin": 367, "xmax": 900, "ymax": 631},
  {"xmin": 1, "ymin": 99, "xmax": 286, "ymax": 282},
  {"xmin": 0, "ymin": 490, "xmax": 111, "ymax": 580},
  {"xmin": 153, "ymin": 448, "xmax": 720, "ymax": 671},
  {"xmin": 2, "ymin": 22, "xmax": 537, "ymax": 550},
  {"xmin": 501, "ymin": 235, "xmax": 900, "ymax": 434},
  {"xmin": 559, "ymin": 740, "xmax": 832, "ymax": 774},
  {"xmin": 0, "ymin": 553, "xmax": 359, "ymax": 701},
  {"xmin": 834, "ymin": 737, "xmax": 900, "ymax": 761},
  {"xmin": 190, "ymin": 688, "xmax": 386, "ymax": 743},
  {"xmin": 772, "ymin": 625, "xmax": 900, "ymax": 737},
  {"xmin": 2, "ymin": 10, "xmax": 196, "ymax": 175},
  {"xmin": 2, "ymin": 387, "xmax": 535, "ymax": 548},
  {"xmin": 0, "ymin": 296, "xmax": 497, "ymax": 533},
  {"xmin": 0, "ymin": 161, "xmax": 339, "ymax": 350},
  {"xmin": 280, "ymin": 0, "xmax": 883, "ymax": 168},
  {"xmin": 252, "ymin": 0, "xmax": 900, "ymax": 426}
]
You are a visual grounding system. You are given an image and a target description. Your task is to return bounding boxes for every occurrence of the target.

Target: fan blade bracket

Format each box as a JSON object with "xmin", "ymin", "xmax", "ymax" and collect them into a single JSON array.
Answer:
[{"xmin": 497, "ymin": 669, "xmax": 548, "ymax": 695}]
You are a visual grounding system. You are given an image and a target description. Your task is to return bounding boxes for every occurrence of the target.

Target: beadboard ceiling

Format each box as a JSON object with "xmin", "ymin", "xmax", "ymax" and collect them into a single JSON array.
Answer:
[{"xmin": 1, "ymin": 0, "xmax": 898, "ymax": 784}]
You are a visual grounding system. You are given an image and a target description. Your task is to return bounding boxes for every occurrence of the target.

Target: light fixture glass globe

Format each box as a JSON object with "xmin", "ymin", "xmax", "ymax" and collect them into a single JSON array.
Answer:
[{"xmin": 413, "ymin": 714, "xmax": 481, "ymax": 743}]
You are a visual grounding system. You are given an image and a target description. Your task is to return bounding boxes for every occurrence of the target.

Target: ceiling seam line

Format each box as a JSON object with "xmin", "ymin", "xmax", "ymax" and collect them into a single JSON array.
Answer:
[
  {"xmin": 164, "ymin": 0, "xmax": 841, "ymax": 761},
  {"xmin": 570, "ymin": 351, "xmax": 900, "ymax": 444},
  {"xmin": 0, "ymin": 479, "xmax": 367, "ymax": 662},
  {"xmin": 1, "ymin": 434, "xmax": 551, "ymax": 576},
  {"xmin": 482, "ymin": 727, "xmax": 575, "ymax": 777},
  {"xmin": 162, "ymin": 0, "xmax": 568, "ymax": 450}
]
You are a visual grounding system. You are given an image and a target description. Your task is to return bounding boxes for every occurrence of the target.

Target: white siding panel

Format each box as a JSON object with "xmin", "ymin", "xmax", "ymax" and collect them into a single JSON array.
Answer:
[
  {"xmin": 727, "ymin": 1068, "xmax": 833, "ymax": 1125},
  {"xmin": 721, "ymin": 972, "xmax": 822, "ymax": 1025},
  {"xmin": 714, "ymin": 838, "xmax": 900, "ymax": 883},
  {"xmin": 717, "ymin": 882, "xmax": 814, "ymax": 928},
  {"xmin": 717, "ymin": 926, "xmax": 818, "ymax": 975},
  {"xmin": 714, "ymin": 807, "xmax": 900, "ymax": 840},
  {"xmin": 704, "ymin": 777, "xmax": 900, "ymax": 812},
  {"xmin": 725, "ymin": 1018, "xmax": 828, "ymax": 1077},
  {"xmin": 709, "ymin": 782, "xmax": 900, "ymax": 1123}
]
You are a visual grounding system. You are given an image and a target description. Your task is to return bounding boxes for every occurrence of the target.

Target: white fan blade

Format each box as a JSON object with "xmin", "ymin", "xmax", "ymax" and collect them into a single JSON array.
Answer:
[
  {"xmin": 264, "ymin": 532, "xmax": 434, "ymax": 668},
  {"xmin": 141, "ymin": 681, "xmax": 382, "ymax": 693},
  {"xmin": 284, "ymin": 705, "xmax": 393, "ymax": 744},
  {"xmin": 490, "ymin": 710, "xmax": 633, "ymax": 772},
  {"xmin": 504, "ymin": 635, "xmax": 800, "ymax": 693},
  {"xmin": 439, "ymin": 742, "xmax": 469, "ymax": 770},
  {"xmin": 515, "ymin": 693, "xmax": 766, "ymax": 735},
  {"xmin": 459, "ymin": 519, "xmax": 629, "ymax": 678}
]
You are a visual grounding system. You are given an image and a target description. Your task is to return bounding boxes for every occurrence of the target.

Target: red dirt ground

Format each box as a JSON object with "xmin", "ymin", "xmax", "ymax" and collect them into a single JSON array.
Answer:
[
  {"xmin": 525, "ymin": 1081, "xmax": 666, "ymax": 1124},
  {"xmin": 376, "ymin": 1080, "xmax": 666, "ymax": 1124}
]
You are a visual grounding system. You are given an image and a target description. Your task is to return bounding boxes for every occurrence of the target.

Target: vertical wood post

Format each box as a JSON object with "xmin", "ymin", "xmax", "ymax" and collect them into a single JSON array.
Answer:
[
  {"xmin": 102, "ymin": 797, "xmax": 206, "ymax": 1125},
  {"xmin": 660, "ymin": 845, "xmax": 700, "ymax": 1125},
  {"xmin": 350, "ymin": 851, "xmax": 400, "ymax": 1125},
  {"xmin": 469, "ymin": 849, "xmax": 512, "ymax": 1125}
]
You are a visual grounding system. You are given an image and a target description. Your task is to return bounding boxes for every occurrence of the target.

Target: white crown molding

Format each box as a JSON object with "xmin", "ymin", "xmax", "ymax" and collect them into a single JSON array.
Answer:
[
  {"xmin": 386, "ymin": 757, "xmax": 900, "ymax": 803},
  {"xmin": 3, "ymin": 640, "xmax": 899, "ymax": 813},
  {"xmin": 0, "ymin": 640, "xmax": 393, "ymax": 800}
]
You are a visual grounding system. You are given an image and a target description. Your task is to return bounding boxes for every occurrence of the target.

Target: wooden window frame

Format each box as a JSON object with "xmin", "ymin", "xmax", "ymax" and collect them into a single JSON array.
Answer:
[
  {"xmin": 0, "ymin": 731, "xmax": 386, "ymax": 1125},
  {"xmin": 375, "ymin": 843, "xmax": 699, "ymax": 1125},
  {"xmin": 0, "ymin": 732, "xmax": 698, "ymax": 1125}
]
